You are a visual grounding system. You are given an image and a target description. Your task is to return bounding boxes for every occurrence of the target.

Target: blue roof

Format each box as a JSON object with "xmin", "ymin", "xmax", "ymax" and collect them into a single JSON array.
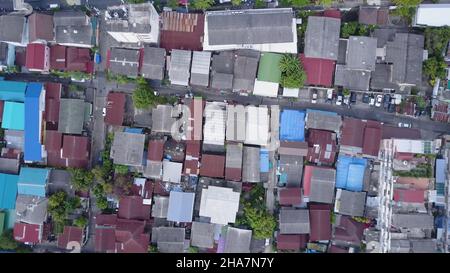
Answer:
[
  {"xmin": 336, "ymin": 155, "xmax": 367, "ymax": 192},
  {"xmin": 18, "ymin": 167, "xmax": 49, "ymax": 197},
  {"xmin": 167, "ymin": 191, "xmax": 195, "ymax": 222},
  {"xmin": 0, "ymin": 80, "xmax": 27, "ymax": 102},
  {"xmin": 436, "ymin": 159, "xmax": 446, "ymax": 184},
  {"xmin": 306, "ymin": 109, "xmax": 337, "ymax": 116},
  {"xmin": 0, "ymin": 173, "xmax": 19, "ymax": 209},
  {"xmin": 280, "ymin": 110, "xmax": 305, "ymax": 141},
  {"xmin": 260, "ymin": 149, "xmax": 269, "ymax": 172},
  {"xmin": 124, "ymin": 127, "xmax": 144, "ymax": 134},
  {"xmin": 24, "ymin": 83, "xmax": 43, "ymax": 162}
]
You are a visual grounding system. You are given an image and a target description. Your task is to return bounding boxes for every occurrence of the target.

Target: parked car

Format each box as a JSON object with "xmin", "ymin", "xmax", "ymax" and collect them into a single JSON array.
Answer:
[
  {"xmin": 362, "ymin": 93, "xmax": 370, "ymax": 103},
  {"xmin": 350, "ymin": 92, "xmax": 357, "ymax": 105},
  {"xmin": 336, "ymin": 95, "xmax": 343, "ymax": 106},
  {"xmin": 375, "ymin": 94, "xmax": 383, "ymax": 107},
  {"xmin": 154, "ymin": 91, "xmax": 160, "ymax": 96},
  {"xmin": 383, "ymin": 94, "xmax": 391, "ymax": 109},
  {"xmin": 311, "ymin": 90, "xmax": 318, "ymax": 104},
  {"xmin": 398, "ymin": 122, "xmax": 411, "ymax": 128},
  {"xmin": 102, "ymin": 107, "xmax": 106, "ymax": 117},
  {"xmin": 343, "ymin": 96, "xmax": 349, "ymax": 105},
  {"xmin": 369, "ymin": 96, "xmax": 375, "ymax": 106},
  {"xmin": 327, "ymin": 89, "xmax": 333, "ymax": 101}
]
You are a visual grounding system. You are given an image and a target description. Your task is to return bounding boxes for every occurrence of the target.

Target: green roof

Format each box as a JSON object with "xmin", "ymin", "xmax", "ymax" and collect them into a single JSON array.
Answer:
[
  {"xmin": 2, "ymin": 101, "xmax": 24, "ymax": 130},
  {"xmin": 0, "ymin": 212, "xmax": 4, "ymax": 235},
  {"xmin": 447, "ymin": 81, "xmax": 450, "ymax": 90},
  {"xmin": 257, "ymin": 53, "xmax": 282, "ymax": 83}
]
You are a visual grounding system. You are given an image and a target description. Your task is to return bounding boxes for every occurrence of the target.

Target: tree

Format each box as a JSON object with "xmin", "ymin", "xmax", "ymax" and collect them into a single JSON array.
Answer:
[
  {"xmin": 132, "ymin": 77, "xmax": 159, "ymax": 109},
  {"xmin": 65, "ymin": 196, "xmax": 81, "ymax": 212},
  {"xmin": 191, "ymin": 0, "xmax": 214, "ymax": 10},
  {"xmin": 96, "ymin": 196, "xmax": 108, "ymax": 210},
  {"xmin": 241, "ymin": 203, "xmax": 276, "ymax": 240},
  {"xmin": 424, "ymin": 27, "xmax": 450, "ymax": 56},
  {"xmin": 0, "ymin": 230, "xmax": 20, "ymax": 250},
  {"xmin": 114, "ymin": 164, "xmax": 129, "ymax": 175},
  {"xmin": 290, "ymin": 0, "xmax": 310, "ymax": 7},
  {"xmin": 68, "ymin": 168, "xmax": 94, "ymax": 191},
  {"xmin": 74, "ymin": 216, "xmax": 88, "ymax": 228},
  {"xmin": 168, "ymin": 0, "xmax": 179, "ymax": 8},
  {"xmin": 341, "ymin": 22, "xmax": 358, "ymax": 38},
  {"xmin": 343, "ymin": 88, "xmax": 350, "ymax": 96},
  {"xmin": 231, "ymin": 0, "xmax": 242, "ymax": 5},
  {"xmin": 423, "ymin": 56, "xmax": 447, "ymax": 85},
  {"xmin": 317, "ymin": 0, "xmax": 333, "ymax": 6},
  {"xmin": 391, "ymin": 0, "xmax": 422, "ymax": 23},
  {"xmin": 254, "ymin": 0, "xmax": 266, "ymax": 8},
  {"xmin": 114, "ymin": 175, "xmax": 133, "ymax": 195},
  {"xmin": 279, "ymin": 54, "xmax": 306, "ymax": 89},
  {"xmin": 415, "ymin": 96, "xmax": 427, "ymax": 110}
]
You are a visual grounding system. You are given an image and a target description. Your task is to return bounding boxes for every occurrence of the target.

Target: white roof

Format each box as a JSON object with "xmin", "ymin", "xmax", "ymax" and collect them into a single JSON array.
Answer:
[
  {"xmin": 282, "ymin": 87, "xmax": 299, "ymax": 97},
  {"xmin": 203, "ymin": 102, "xmax": 227, "ymax": 146},
  {"xmin": 199, "ymin": 186, "xmax": 240, "ymax": 225},
  {"xmin": 392, "ymin": 139, "xmax": 438, "ymax": 154},
  {"xmin": 253, "ymin": 79, "xmax": 279, "ymax": 97},
  {"xmin": 245, "ymin": 105, "xmax": 270, "ymax": 146},
  {"xmin": 414, "ymin": 4, "xmax": 450, "ymax": 27},
  {"xmin": 191, "ymin": 51, "xmax": 211, "ymax": 75},
  {"xmin": 169, "ymin": 49, "xmax": 192, "ymax": 86},
  {"xmin": 226, "ymin": 104, "xmax": 246, "ymax": 142},
  {"xmin": 162, "ymin": 160, "xmax": 183, "ymax": 183}
]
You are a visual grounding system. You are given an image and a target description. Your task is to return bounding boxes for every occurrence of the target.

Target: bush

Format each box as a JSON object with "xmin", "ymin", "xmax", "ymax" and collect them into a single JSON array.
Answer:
[
  {"xmin": 391, "ymin": 0, "xmax": 421, "ymax": 23},
  {"xmin": 96, "ymin": 196, "xmax": 108, "ymax": 210},
  {"xmin": 341, "ymin": 22, "xmax": 375, "ymax": 38},
  {"xmin": 114, "ymin": 164, "xmax": 129, "ymax": 175},
  {"xmin": 279, "ymin": 54, "xmax": 306, "ymax": 89},
  {"xmin": 191, "ymin": 0, "xmax": 214, "ymax": 10},
  {"xmin": 423, "ymin": 56, "xmax": 447, "ymax": 86},
  {"xmin": 241, "ymin": 203, "xmax": 276, "ymax": 240},
  {"xmin": 74, "ymin": 216, "xmax": 88, "ymax": 228},
  {"xmin": 68, "ymin": 168, "xmax": 94, "ymax": 191}
]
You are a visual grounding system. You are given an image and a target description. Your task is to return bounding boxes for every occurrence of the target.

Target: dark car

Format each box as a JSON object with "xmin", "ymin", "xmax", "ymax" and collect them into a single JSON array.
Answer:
[
  {"xmin": 383, "ymin": 94, "xmax": 391, "ymax": 109},
  {"xmin": 350, "ymin": 92, "xmax": 357, "ymax": 104},
  {"xmin": 362, "ymin": 93, "xmax": 370, "ymax": 103},
  {"xmin": 388, "ymin": 103, "xmax": 396, "ymax": 113}
]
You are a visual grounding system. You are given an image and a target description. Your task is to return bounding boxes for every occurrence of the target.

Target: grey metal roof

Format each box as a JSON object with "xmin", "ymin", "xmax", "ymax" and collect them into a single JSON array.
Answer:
[
  {"xmin": 109, "ymin": 47, "xmax": 140, "ymax": 77},
  {"xmin": 110, "ymin": 131, "xmax": 145, "ymax": 167},
  {"xmin": 5, "ymin": 130, "xmax": 23, "ymax": 150},
  {"xmin": 337, "ymin": 39, "xmax": 348, "ymax": 65},
  {"xmin": 279, "ymin": 154, "xmax": 303, "ymax": 187},
  {"xmin": 212, "ymin": 51, "xmax": 235, "ymax": 74},
  {"xmin": 242, "ymin": 146, "xmax": 260, "ymax": 183},
  {"xmin": 0, "ymin": 157, "xmax": 19, "ymax": 174},
  {"xmin": 206, "ymin": 8, "xmax": 294, "ymax": 46},
  {"xmin": 233, "ymin": 51, "xmax": 259, "ymax": 91},
  {"xmin": 152, "ymin": 226, "xmax": 185, "ymax": 253},
  {"xmin": 224, "ymin": 227, "xmax": 252, "ymax": 253},
  {"xmin": 337, "ymin": 190, "xmax": 366, "ymax": 217},
  {"xmin": 152, "ymin": 195, "xmax": 169, "ymax": 218},
  {"xmin": 392, "ymin": 213, "xmax": 434, "ymax": 229},
  {"xmin": 162, "ymin": 160, "xmax": 183, "ymax": 183},
  {"xmin": 370, "ymin": 63, "xmax": 399, "ymax": 90},
  {"xmin": 334, "ymin": 64, "xmax": 371, "ymax": 91},
  {"xmin": 48, "ymin": 169, "xmax": 73, "ymax": 195},
  {"xmin": 190, "ymin": 51, "xmax": 211, "ymax": 87},
  {"xmin": 151, "ymin": 104, "xmax": 176, "ymax": 133},
  {"xmin": 167, "ymin": 191, "xmax": 195, "ymax": 222},
  {"xmin": 372, "ymin": 28, "xmax": 397, "ymax": 48},
  {"xmin": 0, "ymin": 15, "xmax": 25, "ymax": 44},
  {"xmin": 58, "ymin": 99, "xmax": 86, "ymax": 135},
  {"xmin": 191, "ymin": 221, "xmax": 215, "ymax": 248},
  {"xmin": 15, "ymin": 195, "xmax": 48, "ymax": 225},
  {"xmin": 226, "ymin": 105, "xmax": 246, "ymax": 142},
  {"xmin": 389, "ymin": 239, "xmax": 411, "ymax": 253},
  {"xmin": 410, "ymin": 239, "xmax": 437, "ymax": 253},
  {"xmin": 305, "ymin": 111, "xmax": 342, "ymax": 133},
  {"xmin": 226, "ymin": 143, "xmax": 243, "ymax": 169},
  {"xmin": 346, "ymin": 36, "xmax": 377, "ymax": 71},
  {"xmin": 386, "ymin": 33, "xmax": 424, "ymax": 85},
  {"xmin": 169, "ymin": 49, "xmax": 192, "ymax": 86},
  {"xmin": 141, "ymin": 47, "xmax": 166, "ymax": 81},
  {"xmin": 53, "ymin": 11, "xmax": 89, "ymax": 26},
  {"xmin": 212, "ymin": 72, "xmax": 233, "ymax": 90},
  {"xmin": 279, "ymin": 209, "xmax": 310, "ymax": 234},
  {"xmin": 55, "ymin": 25, "xmax": 93, "ymax": 47},
  {"xmin": 144, "ymin": 160, "xmax": 162, "ymax": 179},
  {"xmin": 309, "ymin": 168, "xmax": 336, "ymax": 204},
  {"xmin": 304, "ymin": 16, "xmax": 341, "ymax": 60}
]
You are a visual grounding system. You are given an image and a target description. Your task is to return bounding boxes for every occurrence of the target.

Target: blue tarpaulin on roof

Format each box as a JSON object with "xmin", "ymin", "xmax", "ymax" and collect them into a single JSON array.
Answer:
[
  {"xmin": 336, "ymin": 155, "xmax": 367, "ymax": 192},
  {"xmin": 260, "ymin": 149, "xmax": 269, "ymax": 172},
  {"xmin": 124, "ymin": 127, "xmax": 144, "ymax": 134},
  {"xmin": 24, "ymin": 83, "xmax": 43, "ymax": 162},
  {"xmin": 436, "ymin": 159, "xmax": 446, "ymax": 184},
  {"xmin": 280, "ymin": 110, "xmax": 305, "ymax": 141},
  {"xmin": 167, "ymin": 191, "xmax": 195, "ymax": 222}
]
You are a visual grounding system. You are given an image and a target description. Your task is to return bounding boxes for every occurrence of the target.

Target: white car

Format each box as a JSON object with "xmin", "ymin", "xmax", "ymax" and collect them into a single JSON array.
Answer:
[
  {"xmin": 343, "ymin": 97, "xmax": 349, "ymax": 105},
  {"xmin": 311, "ymin": 92, "xmax": 318, "ymax": 104},
  {"xmin": 398, "ymin": 122, "xmax": 411, "ymax": 128},
  {"xmin": 327, "ymin": 89, "xmax": 333, "ymax": 100},
  {"xmin": 154, "ymin": 91, "xmax": 160, "ymax": 96},
  {"xmin": 102, "ymin": 107, "xmax": 106, "ymax": 117},
  {"xmin": 369, "ymin": 97, "xmax": 375, "ymax": 106},
  {"xmin": 336, "ymin": 95, "xmax": 343, "ymax": 106},
  {"xmin": 375, "ymin": 95, "xmax": 383, "ymax": 107}
]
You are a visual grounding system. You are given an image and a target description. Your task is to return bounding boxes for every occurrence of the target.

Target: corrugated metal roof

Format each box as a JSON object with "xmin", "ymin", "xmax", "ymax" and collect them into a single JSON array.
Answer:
[
  {"xmin": 167, "ymin": 191, "xmax": 195, "ymax": 222},
  {"xmin": 280, "ymin": 109, "xmax": 305, "ymax": 142},
  {"xmin": 18, "ymin": 167, "xmax": 49, "ymax": 197},
  {"xmin": 2, "ymin": 101, "xmax": 24, "ymax": 131},
  {"xmin": 24, "ymin": 83, "xmax": 43, "ymax": 162},
  {"xmin": 336, "ymin": 155, "xmax": 367, "ymax": 192},
  {"xmin": 436, "ymin": 159, "xmax": 446, "ymax": 184},
  {"xmin": 0, "ymin": 173, "xmax": 19, "ymax": 209},
  {"xmin": 257, "ymin": 52, "xmax": 282, "ymax": 83}
]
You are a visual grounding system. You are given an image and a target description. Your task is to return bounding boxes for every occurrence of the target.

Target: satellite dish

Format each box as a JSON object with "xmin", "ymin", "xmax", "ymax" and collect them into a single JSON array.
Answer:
[{"xmin": 66, "ymin": 241, "xmax": 81, "ymax": 253}]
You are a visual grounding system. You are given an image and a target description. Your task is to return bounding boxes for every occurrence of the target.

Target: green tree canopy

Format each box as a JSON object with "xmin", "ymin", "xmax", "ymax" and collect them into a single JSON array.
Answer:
[
  {"xmin": 168, "ymin": 0, "xmax": 179, "ymax": 8},
  {"xmin": 317, "ymin": 0, "xmax": 333, "ymax": 6},
  {"xmin": 391, "ymin": 0, "xmax": 422, "ymax": 23},
  {"xmin": 68, "ymin": 168, "xmax": 94, "ymax": 191},
  {"xmin": 132, "ymin": 77, "xmax": 168, "ymax": 109},
  {"xmin": 0, "ymin": 230, "xmax": 20, "ymax": 250},
  {"xmin": 241, "ymin": 203, "xmax": 277, "ymax": 239},
  {"xmin": 279, "ymin": 54, "xmax": 306, "ymax": 89},
  {"xmin": 254, "ymin": 0, "xmax": 266, "ymax": 8},
  {"xmin": 114, "ymin": 164, "xmax": 129, "ymax": 175},
  {"xmin": 96, "ymin": 196, "xmax": 108, "ymax": 210},
  {"xmin": 74, "ymin": 216, "xmax": 88, "ymax": 228},
  {"xmin": 424, "ymin": 27, "xmax": 450, "ymax": 56},
  {"xmin": 191, "ymin": 0, "xmax": 214, "ymax": 10},
  {"xmin": 290, "ymin": 0, "xmax": 310, "ymax": 7},
  {"xmin": 231, "ymin": 0, "xmax": 242, "ymax": 5},
  {"xmin": 423, "ymin": 56, "xmax": 447, "ymax": 85}
]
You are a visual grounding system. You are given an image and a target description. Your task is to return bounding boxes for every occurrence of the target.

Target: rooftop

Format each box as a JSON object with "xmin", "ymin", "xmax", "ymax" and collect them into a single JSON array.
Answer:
[
  {"xmin": 199, "ymin": 185, "xmax": 240, "ymax": 225},
  {"xmin": 335, "ymin": 189, "xmax": 367, "ymax": 217},
  {"xmin": 223, "ymin": 227, "xmax": 252, "ymax": 253},
  {"xmin": 304, "ymin": 16, "xmax": 341, "ymax": 60},
  {"xmin": 141, "ymin": 47, "xmax": 166, "ymax": 80},
  {"xmin": 58, "ymin": 99, "xmax": 86, "ymax": 135},
  {"xmin": 167, "ymin": 191, "xmax": 195, "ymax": 223},
  {"xmin": 110, "ymin": 132, "xmax": 145, "ymax": 167},
  {"xmin": 279, "ymin": 209, "xmax": 310, "ymax": 234},
  {"xmin": 299, "ymin": 54, "xmax": 336, "ymax": 87},
  {"xmin": 105, "ymin": 92, "xmax": 126, "ymax": 126}
]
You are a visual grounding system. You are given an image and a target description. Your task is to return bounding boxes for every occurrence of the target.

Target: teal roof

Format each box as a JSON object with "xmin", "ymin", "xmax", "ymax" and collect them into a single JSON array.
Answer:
[
  {"xmin": 257, "ymin": 52, "xmax": 282, "ymax": 83},
  {"xmin": 18, "ymin": 167, "xmax": 49, "ymax": 197},
  {"xmin": 0, "ymin": 173, "xmax": 19, "ymax": 209},
  {"xmin": 0, "ymin": 80, "xmax": 27, "ymax": 102},
  {"xmin": 2, "ymin": 101, "xmax": 24, "ymax": 130}
]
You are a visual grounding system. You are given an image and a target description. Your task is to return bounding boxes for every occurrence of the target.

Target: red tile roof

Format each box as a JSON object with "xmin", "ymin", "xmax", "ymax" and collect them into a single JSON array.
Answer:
[
  {"xmin": 184, "ymin": 158, "xmax": 200, "ymax": 175},
  {"xmin": 393, "ymin": 189, "xmax": 425, "ymax": 203},
  {"xmin": 302, "ymin": 165, "xmax": 314, "ymax": 197},
  {"xmin": 225, "ymin": 168, "xmax": 242, "ymax": 181},
  {"xmin": 307, "ymin": 129, "xmax": 337, "ymax": 165},
  {"xmin": 299, "ymin": 54, "xmax": 336, "ymax": 87},
  {"xmin": 95, "ymin": 228, "xmax": 116, "ymax": 253},
  {"xmin": 131, "ymin": 180, "xmax": 154, "ymax": 199},
  {"xmin": 340, "ymin": 117, "xmax": 365, "ymax": 148},
  {"xmin": 44, "ymin": 83, "xmax": 61, "ymax": 123},
  {"xmin": 341, "ymin": 118, "xmax": 382, "ymax": 156},
  {"xmin": 115, "ymin": 219, "xmax": 149, "ymax": 253},
  {"xmin": 279, "ymin": 187, "xmax": 302, "ymax": 206},
  {"xmin": 323, "ymin": 9, "xmax": 341, "ymax": 19},
  {"xmin": 148, "ymin": 140, "xmax": 165, "ymax": 161},
  {"xmin": 50, "ymin": 45, "xmax": 66, "ymax": 70},
  {"xmin": 104, "ymin": 92, "xmax": 126, "ymax": 126},
  {"xmin": 45, "ymin": 130, "xmax": 62, "ymax": 153},
  {"xmin": 395, "ymin": 177, "xmax": 430, "ymax": 190},
  {"xmin": 66, "ymin": 47, "xmax": 92, "ymax": 72},
  {"xmin": 186, "ymin": 140, "xmax": 201, "ymax": 158},
  {"xmin": 200, "ymin": 154, "xmax": 225, "ymax": 178},
  {"xmin": 153, "ymin": 180, "xmax": 170, "ymax": 196},
  {"xmin": 309, "ymin": 204, "xmax": 332, "ymax": 242},
  {"xmin": 362, "ymin": 123, "xmax": 382, "ymax": 157},
  {"xmin": 13, "ymin": 223, "xmax": 41, "ymax": 244},
  {"xmin": 277, "ymin": 234, "xmax": 308, "ymax": 250},
  {"xmin": 95, "ymin": 214, "xmax": 118, "ymax": 227},
  {"xmin": 62, "ymin": 135, "xmax": 89, "ymax": 168},
  {"xmin": 187, "ymin": 98, "xmax": 204, "ymax": 141},
  {"xmin": 28, "ymin": 13, "xmax": 54, "ymax": 42},
  {"xmin": 333, "ymin": 216, "xmax": 365, "ymax": 245},
  {"xmin": 382, "ymin": 125, "xmax": 421, "ymax": 140},
  {"xmin": 26, "ymin": 43, "xmax": 47, "ymax": 70},
  {"xmin": 57, "ymin": 226, "xmax": 83, "ymax": 249},
  {"xmin": 118, "ymin": 196, "xmax": 151, "ymax": 220},
  {"xmin": 160, "ymin": 12, "xmax": 205, "ymax": 52}
]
